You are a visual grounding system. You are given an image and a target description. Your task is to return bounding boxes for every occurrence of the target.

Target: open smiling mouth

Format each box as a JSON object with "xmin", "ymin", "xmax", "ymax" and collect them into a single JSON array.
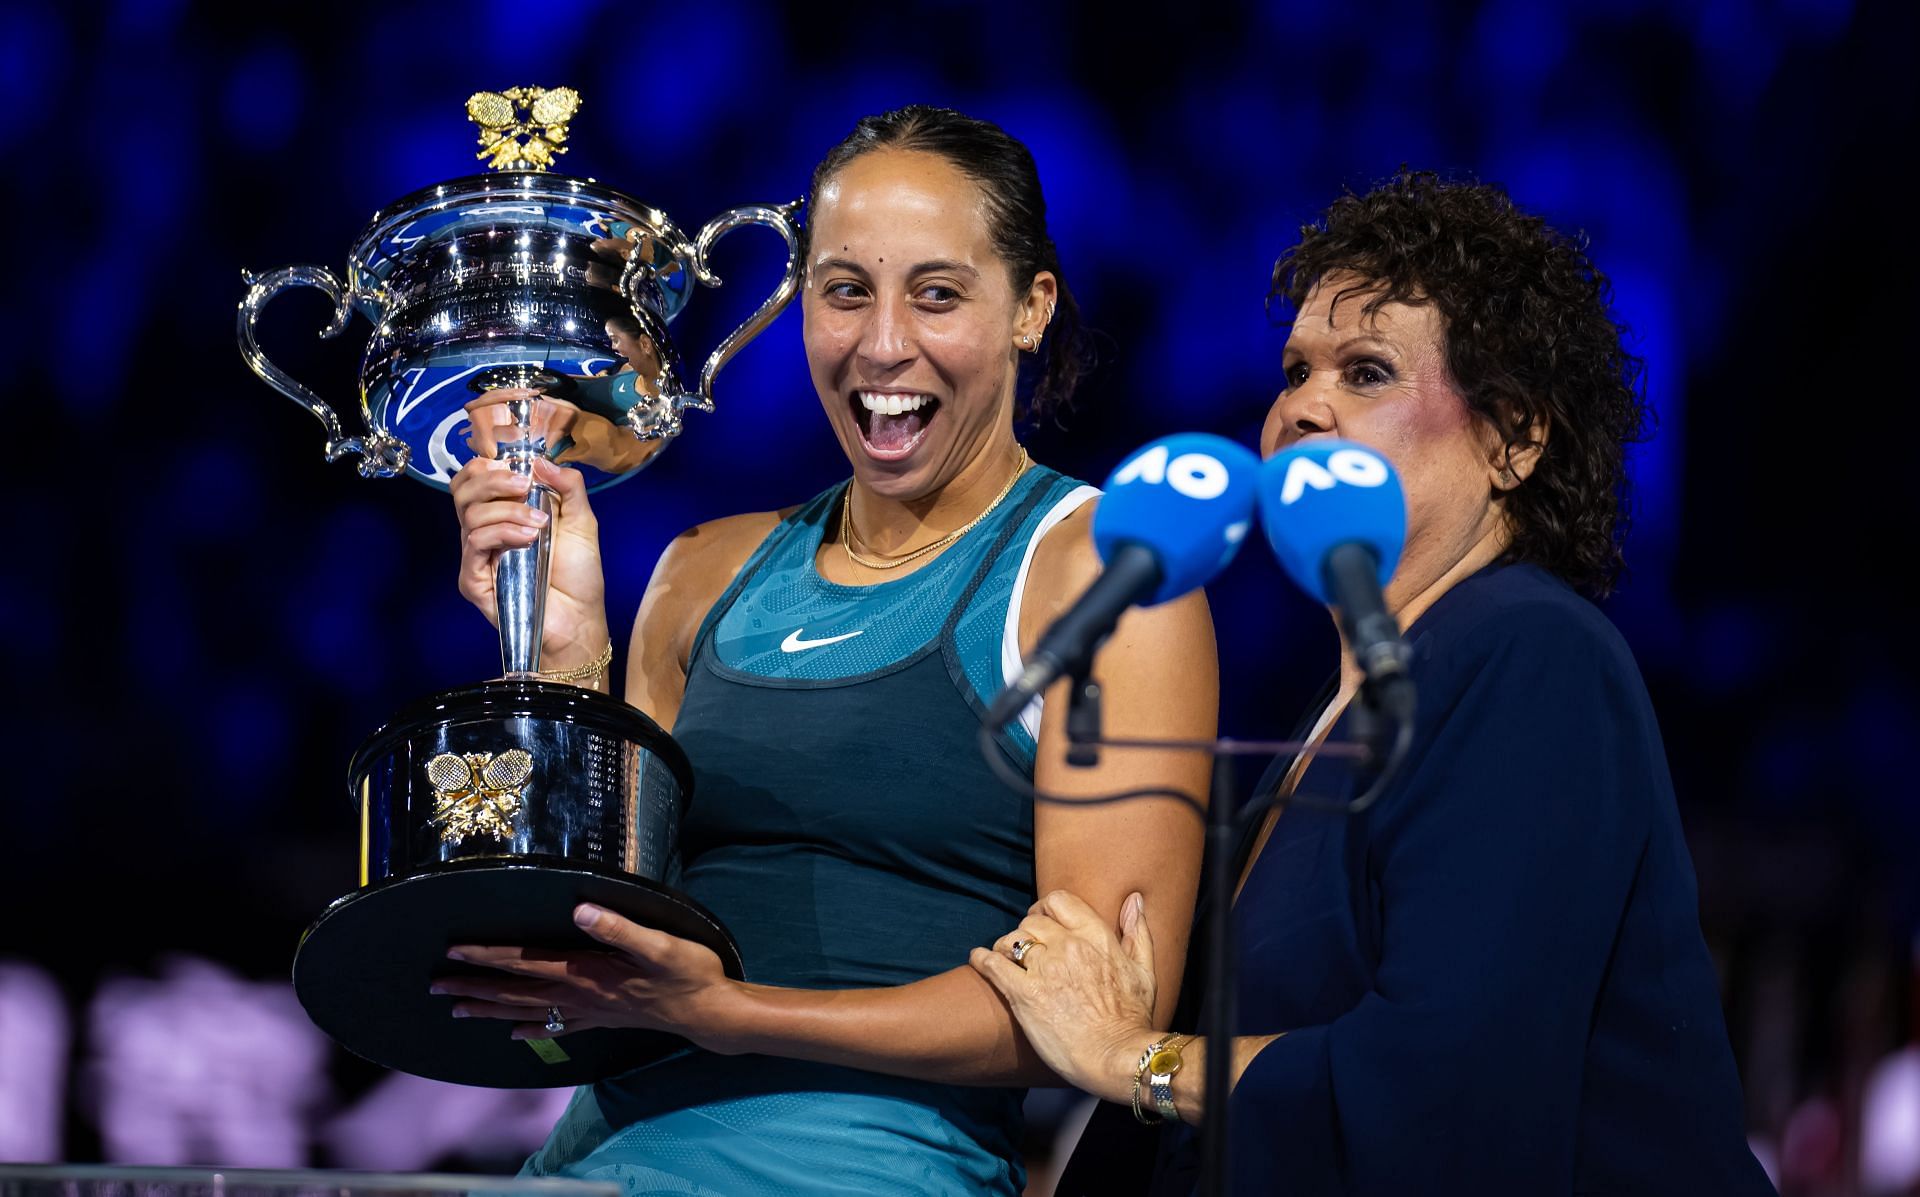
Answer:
[{"xmin": 851, "ymin": 390, "xmax": 942, "ymax": 460}]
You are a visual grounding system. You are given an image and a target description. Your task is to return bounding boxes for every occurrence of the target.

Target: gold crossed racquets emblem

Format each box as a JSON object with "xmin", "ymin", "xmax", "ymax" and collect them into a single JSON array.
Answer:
[
  {"xmin": 425, "ymin": 749, "xmax": 534, "ymax": 844},
  {"xmin": 466, "ymin": 86, "xmax": 582, "ymax": 173}
]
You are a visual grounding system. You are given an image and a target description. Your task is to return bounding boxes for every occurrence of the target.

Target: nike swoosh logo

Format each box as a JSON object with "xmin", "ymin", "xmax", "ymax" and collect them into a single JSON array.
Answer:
[{"xmin": 780, "ymin": 628, "xmax": 865, "ymax": 653}]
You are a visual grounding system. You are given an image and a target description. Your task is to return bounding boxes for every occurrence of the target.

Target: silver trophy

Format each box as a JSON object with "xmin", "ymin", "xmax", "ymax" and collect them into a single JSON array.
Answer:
[{"xmin": 238, "ymin": 87, "xmax": 797, "ymax": 1087}]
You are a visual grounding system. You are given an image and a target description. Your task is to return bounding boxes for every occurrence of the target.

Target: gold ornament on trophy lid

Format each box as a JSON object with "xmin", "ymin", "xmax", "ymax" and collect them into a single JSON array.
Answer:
[{"xmin": 466, "ymin": 85, "xmax": 583, "ymax": 172}]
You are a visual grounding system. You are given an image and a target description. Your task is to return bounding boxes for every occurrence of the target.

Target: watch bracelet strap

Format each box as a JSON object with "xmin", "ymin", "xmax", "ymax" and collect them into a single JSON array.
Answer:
[{"xmin": 1149, "ymin": 1033, "xmax": 1193, "ymax": 1123}]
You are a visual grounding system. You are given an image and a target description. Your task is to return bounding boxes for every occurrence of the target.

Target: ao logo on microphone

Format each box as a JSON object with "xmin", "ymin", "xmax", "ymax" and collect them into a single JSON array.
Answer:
[
  {"xmin": 1109, "ymin": 442, "xmax": 1234, "ymax": 500},
  {"xmin": 1274, "ymin": 446, "xmax": 1392, "ymax": 506},
  {"xmin": 1256, "ymin": 439, "xmax": 1407, "ymax": 603},
  {"xmin": 1093, "ymin": 433, "xmax": 1262, "ymax": 606}
]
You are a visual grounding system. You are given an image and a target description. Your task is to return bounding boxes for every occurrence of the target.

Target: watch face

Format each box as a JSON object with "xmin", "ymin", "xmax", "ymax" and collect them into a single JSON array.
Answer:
[{"xmin": 1148, "ymin": 1047, "xmax": 1182, "ymax": 1074}]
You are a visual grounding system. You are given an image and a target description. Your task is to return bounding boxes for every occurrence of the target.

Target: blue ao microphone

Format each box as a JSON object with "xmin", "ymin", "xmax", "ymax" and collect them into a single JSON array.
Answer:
[
  {"xmin": 1257, "ymin": 439, "xmax": 1413, "ymax": 704},
  {"xmin": 985, "ymin": 433, "xmax": 1262, "ymax": 729}
]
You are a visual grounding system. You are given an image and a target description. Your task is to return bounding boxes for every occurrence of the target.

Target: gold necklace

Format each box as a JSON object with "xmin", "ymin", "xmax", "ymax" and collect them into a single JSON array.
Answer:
[{"xmin": 841, "ymin": 447, "xmax": 1031, "ymax": 571}]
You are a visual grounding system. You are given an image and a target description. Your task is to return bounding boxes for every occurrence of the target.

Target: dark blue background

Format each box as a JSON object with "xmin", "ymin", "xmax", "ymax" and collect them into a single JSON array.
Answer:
[{"xmin": 5, "ymin": 0, "xmax": 1915, "ymax": 1188}]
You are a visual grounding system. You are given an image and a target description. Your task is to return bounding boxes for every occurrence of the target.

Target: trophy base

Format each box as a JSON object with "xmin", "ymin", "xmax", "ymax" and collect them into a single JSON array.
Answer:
[{"xmin": 293, "ymin": 857, "xmax": 742, "ymax": 1088}]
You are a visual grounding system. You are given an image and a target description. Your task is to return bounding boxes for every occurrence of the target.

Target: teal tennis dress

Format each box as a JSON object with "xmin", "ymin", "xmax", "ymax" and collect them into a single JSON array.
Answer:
[{"xmin": 523, "ymin": 464, "xmax": 1098, "ymax": 1196}]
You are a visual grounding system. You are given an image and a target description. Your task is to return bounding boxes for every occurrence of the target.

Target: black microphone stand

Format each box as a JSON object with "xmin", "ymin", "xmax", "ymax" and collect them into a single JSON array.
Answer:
[
  {"xmin": 1199, "ymin": 743, "xmax": 1239, "ymax": 1197},
  {"xmin": 981, "ymin": 658, "xmax": 1415, "ymax": 1195},
  {"xmin": 1056, "ymin": 665, "xmax": 1264, "ymax": 1194},
  {"xmin": 1063, "ymin": 676, "xmax": 1103, "ymax": 768}
]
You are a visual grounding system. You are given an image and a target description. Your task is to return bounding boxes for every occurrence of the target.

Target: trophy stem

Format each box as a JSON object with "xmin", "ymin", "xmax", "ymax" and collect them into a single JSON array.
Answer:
[{"xmin": 495, "ymin": 398, "xmax": 554, "ymax": 678}]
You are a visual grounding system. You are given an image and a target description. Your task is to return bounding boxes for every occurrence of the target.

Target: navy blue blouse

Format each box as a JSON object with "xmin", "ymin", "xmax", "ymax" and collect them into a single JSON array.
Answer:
[{"xmin": 1072, "ymin": 563, "xmax": 1774, "ymax": 1195}]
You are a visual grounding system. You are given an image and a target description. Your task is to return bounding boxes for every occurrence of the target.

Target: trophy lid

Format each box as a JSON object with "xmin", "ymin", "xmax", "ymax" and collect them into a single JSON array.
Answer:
[
  {"xmin": 328, "ymin": 87, "xmax": 700, "ymax": 493},
  {"xmin": 343, "ymin": 86, "xmax": 697, "ymax": 322},
  {"xmin": 240, "ymin": 85, "xmax": 802, "ymax": 494}
]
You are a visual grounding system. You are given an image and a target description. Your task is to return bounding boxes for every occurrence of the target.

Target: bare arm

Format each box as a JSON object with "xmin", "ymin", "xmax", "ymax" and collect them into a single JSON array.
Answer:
[
  {"xmin": 969, "ymin": 887, "xmax": 1281, "ymax": 1122},
  {"xmin": 679, "ymin": 502, "xmax": 1214, "ymax": 1083},
  {"xmin": 621, "ymin": 509, "xmax": 785, "ymax": 728},
  {"xmin": 445, "ymin": 502, "xmax": 1215, "ymax": 1088}
]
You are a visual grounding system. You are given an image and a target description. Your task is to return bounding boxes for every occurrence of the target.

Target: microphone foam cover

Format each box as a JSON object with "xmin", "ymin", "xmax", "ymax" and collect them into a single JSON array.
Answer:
[
  {"xmin": 1256, "ymin": 440, "xmax": 1407, "ymax": 604},
  {"xmin": 1093, "ymin": 433, "xmax": 1262, "ymax": 605}
]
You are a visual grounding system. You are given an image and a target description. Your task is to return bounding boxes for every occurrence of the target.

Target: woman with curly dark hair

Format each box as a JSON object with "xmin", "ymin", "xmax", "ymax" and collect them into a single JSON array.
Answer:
[{"xmin": 969, "ymin": 172, "xmax": 1775, "ymax": 1195}]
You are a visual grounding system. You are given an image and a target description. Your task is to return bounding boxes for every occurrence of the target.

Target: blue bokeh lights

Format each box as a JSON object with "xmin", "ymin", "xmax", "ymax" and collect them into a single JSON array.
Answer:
[{"xmin": 7, "ymin": 0, "xmax": 1914, "ymax": 1186}]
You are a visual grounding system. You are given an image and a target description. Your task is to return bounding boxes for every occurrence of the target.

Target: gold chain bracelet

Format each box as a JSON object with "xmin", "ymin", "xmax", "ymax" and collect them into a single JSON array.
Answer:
[
  {"xmin": 538, "ymin": 641, "xmax": 613, "ymax": 684},
  {"xmin": 1131, "ymin": 1032, "xmax": 1193, "ymax": 1125},
  {"xmin": 1131, "ymin": 1039, "xmax": 1163, "ymax": 1125}
]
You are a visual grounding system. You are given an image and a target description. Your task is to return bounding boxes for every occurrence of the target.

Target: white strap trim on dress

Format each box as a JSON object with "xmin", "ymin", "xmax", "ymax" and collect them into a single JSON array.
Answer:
[{"xmin": 1002, "ymin": 484, "xmax": 1101, "ymax": 741}]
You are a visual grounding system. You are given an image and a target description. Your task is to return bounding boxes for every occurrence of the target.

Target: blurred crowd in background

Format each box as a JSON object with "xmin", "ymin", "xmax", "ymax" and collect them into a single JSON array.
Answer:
[{"xmin": 3, "ymin": 1, "xmax": 1915, "ymax": 1193}]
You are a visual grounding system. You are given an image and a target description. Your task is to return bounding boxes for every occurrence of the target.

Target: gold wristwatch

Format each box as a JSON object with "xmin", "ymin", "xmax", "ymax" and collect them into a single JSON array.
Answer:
[{"xmin": 1134, "ymin": 1033, "xmax": 1192, "ymax": 1124}]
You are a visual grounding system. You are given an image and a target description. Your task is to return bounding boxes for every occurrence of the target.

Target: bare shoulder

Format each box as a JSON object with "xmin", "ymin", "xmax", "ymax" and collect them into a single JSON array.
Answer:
[
  {"xmin": 1018, "ymin": 496, "xmax": 1103, "ymax": 642},
  {"xmin": 646, "ymin": 507, "xmax": 795, "ymax": 628},
  {"xmin": 1016, "ymin": 492, "xmax": 1215, "ymax": 660},
  {"xmin": 621, "ymin": 507, "xmax": 793, "ymax": 725}
]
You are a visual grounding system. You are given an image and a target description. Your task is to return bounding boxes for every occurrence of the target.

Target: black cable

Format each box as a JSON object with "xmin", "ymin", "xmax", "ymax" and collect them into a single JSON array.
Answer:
[
  {"xmin": 977, "ymin": 680, "xmax": 1417, "ymax": 1192},
  {"xmin": 1230, "ymin": 704, "xmax": 1415, "ymax": 822},
  {"xmin": 977, "ymin": 686, "xmax": 1416, "ymax": 827},
  {"xmin": 976, "ymin": 721, "xmax": 1208, "ymax": 817}
]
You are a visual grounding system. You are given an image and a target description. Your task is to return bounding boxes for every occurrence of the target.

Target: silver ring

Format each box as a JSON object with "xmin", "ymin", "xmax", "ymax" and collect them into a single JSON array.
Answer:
[
  {"xmin": 1009, "ymin": 938, "xmax": 1040, "ymax": 967},
  {"xmin": 544, "ymin": 1005, "xmax": 566, "ymax": 1035}
]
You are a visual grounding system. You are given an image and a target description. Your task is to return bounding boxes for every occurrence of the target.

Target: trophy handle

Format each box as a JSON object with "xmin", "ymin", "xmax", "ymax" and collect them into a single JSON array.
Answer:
[
  {"xmin": 237, "ymin": 265, "xmax": 411, "ymax": 478},
  {"xmin": 683, "ymin": 199, "xmax": 805, "ymax": 416}
]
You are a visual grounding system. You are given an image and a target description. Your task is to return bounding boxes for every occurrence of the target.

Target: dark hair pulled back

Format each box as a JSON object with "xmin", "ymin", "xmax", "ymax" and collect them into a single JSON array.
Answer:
[{"xmin": 808, "ymin": 105, "xmax": 1089, "ymax": 423}]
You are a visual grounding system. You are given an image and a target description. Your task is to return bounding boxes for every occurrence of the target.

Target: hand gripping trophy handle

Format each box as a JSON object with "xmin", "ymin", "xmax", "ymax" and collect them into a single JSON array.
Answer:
[{"xmin": 236, "ymin": 266, "xmax": 412, "ymax": 478}]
